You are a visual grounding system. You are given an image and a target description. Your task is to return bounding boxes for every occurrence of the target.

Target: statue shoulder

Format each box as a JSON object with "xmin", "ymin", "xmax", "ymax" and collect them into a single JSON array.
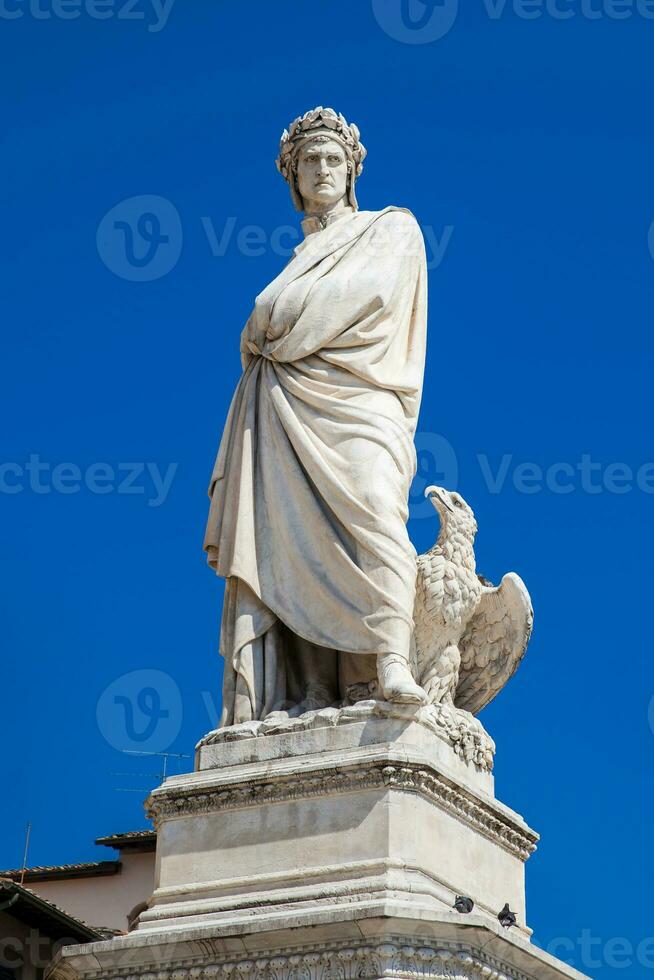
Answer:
[{"xmin": 362, "ymin": 206, "xmax": 423, "ymax": 239}]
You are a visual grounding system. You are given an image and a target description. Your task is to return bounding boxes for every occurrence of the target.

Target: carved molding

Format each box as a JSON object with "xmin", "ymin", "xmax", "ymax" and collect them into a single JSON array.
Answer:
[
  {"xmin": 146, "ymin": 763, "xmax": 537, "ymax": 862},
  {"xmin": 58, "ymin": 938, "xmax": 537, "ymax": 980},
  {"xmin": 381, "ymin": 766, "xmax": 536, "ymax": 861}
]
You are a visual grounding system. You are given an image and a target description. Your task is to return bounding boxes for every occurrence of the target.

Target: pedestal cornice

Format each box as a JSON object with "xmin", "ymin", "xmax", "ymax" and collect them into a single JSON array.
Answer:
[{"xmin": 146, "ymin": 755, "xmax": 537, "ymax": 864}]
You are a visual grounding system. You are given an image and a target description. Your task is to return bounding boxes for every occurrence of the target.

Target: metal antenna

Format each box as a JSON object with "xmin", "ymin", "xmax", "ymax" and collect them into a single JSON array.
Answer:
[
  {"xmin": 123, "ymin": 750, "xmax": 191, "ymax": 780},
  {"xmin": 20, "ymin": 822, "xmax": 32, "ymax": 886},
  {"xmin": 111, "ymin": 750, "xmax": 191, "ymax": 793}
]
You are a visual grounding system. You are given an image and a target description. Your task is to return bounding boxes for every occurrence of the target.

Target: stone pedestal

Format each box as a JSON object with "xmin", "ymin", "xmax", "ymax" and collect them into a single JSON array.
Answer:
[{"xmin": 49, "ymin": 703, "xmax": 589, "ymax": 980}]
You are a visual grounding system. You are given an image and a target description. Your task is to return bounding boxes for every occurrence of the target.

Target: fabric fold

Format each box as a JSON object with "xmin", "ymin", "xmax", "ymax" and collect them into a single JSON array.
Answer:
[{"xmin": 205, "ymin": 206, "xmax": 428, "ymax": 723}]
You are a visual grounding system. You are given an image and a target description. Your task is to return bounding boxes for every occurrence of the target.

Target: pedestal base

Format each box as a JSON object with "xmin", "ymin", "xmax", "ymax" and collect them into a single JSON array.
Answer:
[
  {"xmin": 141, "ymin": 702, "xmax": 533, "ymax": 937},
  {"xmin": 50, "ymin": 911, "xmax": 588, "ymax": 980},
  {"xmin": 48, "ymin": 704, "xmax": 588, "ymax": 980}
]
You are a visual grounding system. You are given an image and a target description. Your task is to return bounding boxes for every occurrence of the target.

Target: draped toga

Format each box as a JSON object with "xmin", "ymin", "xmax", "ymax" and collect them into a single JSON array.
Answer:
[{"xmin": 204, "ymin": 206, "xmax": 428, "ymax": 725}]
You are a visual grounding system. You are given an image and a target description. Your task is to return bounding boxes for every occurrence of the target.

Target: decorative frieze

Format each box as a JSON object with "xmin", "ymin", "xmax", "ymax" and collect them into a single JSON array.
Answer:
[
  {"xmin": 63, "ymin": 938, "xmax": 536, "ymax": 980},
  {"xmin": 146, "ymin": 762, "xmax": 537, "ymax": 862}
]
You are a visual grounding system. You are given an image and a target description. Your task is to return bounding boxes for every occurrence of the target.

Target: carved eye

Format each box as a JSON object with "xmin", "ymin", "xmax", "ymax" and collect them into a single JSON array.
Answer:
[{"xmin": 454, "ymin": 498, "xmax": 463, "ymax": 508}]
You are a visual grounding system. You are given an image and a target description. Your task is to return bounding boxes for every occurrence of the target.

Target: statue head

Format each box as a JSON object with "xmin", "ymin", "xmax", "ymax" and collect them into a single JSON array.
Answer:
[{"xmin": 276, "ymin": 106, "xmax": 367, "ymax": 213}]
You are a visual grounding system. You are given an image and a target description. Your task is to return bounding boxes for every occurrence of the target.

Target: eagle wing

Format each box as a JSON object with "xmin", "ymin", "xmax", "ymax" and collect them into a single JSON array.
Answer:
[{"xmin": 454, "ymin": 572, "xmax": 533, "ymax": 715}]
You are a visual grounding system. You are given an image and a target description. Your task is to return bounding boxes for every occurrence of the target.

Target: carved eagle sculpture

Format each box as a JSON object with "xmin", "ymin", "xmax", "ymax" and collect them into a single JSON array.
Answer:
[{"xmin": 412, "ymin": 486, "xmax": 533, "ymax": 715}]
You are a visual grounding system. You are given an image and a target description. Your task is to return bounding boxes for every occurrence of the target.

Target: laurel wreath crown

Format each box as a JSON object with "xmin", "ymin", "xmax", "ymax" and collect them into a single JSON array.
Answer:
[{"xmin": 275, "ymin": 106, "xmax": 367, "ymax": 182}]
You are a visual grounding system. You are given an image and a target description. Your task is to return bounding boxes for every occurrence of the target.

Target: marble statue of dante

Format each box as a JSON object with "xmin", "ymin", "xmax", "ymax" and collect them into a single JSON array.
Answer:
[{"xmin": 204, "ymin": 106, "xmax": 430, "ymax": 726}]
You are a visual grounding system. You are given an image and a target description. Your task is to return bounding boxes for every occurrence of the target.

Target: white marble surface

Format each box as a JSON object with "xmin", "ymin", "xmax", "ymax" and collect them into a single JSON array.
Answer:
[
  {"xmin": 204, "ymin": 204, "xmax": 429, "ymax": 722},
  {"xmin": 45, "ymin": 110, "xmax": 587, "ymax": 980},
  {"xmin": 49, "ymin": 913, "xmax": 590, "ymax": 980},
  {"xmin": 139, "ymin": 714, "xmax": 535, "ymax": 942},
  {"xmin": 195, "ymin": 700, "xmax": 496, "ymax": 785},
  {"xmin": 414, "ymin": 487, "xmax": 533, "ymax": 716},
  {"xmin": 205, "ymin": 106, "xmax": 433, "ymax": 720}
]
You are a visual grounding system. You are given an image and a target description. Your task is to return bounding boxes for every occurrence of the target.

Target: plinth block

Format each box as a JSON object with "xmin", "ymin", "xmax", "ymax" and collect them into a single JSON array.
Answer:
[
  {"xmin": 48, "ymin": 706, "xmax": 589, "ymax": 980},
  {"xmin": 141, "ymin": 706, "xmax": 535, "ymax": 938}
]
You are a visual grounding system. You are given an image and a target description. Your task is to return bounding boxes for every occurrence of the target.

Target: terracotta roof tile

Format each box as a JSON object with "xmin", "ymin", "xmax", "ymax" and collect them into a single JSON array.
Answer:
[
  {"xmin": 0, "ymin": 878, "xmax": 103, "ymax": 940},
  {"xmin": 0, "ymin": 861, "xmax": 120, "ymax": 882},
  {"xmin": 94, "ymin": 829, "xmax": 156, "ymax": 850}
]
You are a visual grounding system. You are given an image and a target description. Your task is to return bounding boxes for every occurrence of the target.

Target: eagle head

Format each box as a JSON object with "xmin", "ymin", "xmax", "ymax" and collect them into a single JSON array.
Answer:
[{"xmin": 425, "ymin": 485, "xmax": 478, "ymax": 540}]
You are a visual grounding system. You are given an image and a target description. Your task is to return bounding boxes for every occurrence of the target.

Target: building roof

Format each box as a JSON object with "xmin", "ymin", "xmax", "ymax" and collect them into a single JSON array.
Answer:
[
  {"xmin": 0, "ymin": 878, "xmax": 103, "ymax": 942},
  {"xmin": 94, "ymin": 830, "xmax": 156, "ymax": 852},
  {"xmin": 0, "ymin": 829, "xmax": 155, "ymax": 887},
  {"xmin": 0, "ymin": 861, "xmax": 120, "ymax": 883}
]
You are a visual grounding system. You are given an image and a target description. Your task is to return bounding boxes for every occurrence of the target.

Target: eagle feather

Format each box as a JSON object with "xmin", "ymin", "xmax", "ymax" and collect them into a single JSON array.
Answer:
[{"xmin": 412, "ymin": 487, "xmax": 533, "ymax": 715}]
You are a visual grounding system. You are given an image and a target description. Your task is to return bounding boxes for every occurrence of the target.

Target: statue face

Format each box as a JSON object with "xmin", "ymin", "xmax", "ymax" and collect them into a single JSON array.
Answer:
[{"xmin": 295, "ymin": 138, "xmax": 349, "ymax": 212}]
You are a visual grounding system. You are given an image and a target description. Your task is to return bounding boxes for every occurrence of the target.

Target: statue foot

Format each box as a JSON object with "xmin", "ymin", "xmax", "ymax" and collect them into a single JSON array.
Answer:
[{"xmin": 377, "ymin": 654, "xmax": 428, "ymax": 705}]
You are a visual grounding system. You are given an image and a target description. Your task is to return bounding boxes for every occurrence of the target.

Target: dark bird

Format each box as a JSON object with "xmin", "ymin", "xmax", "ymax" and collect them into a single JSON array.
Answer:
[{"xmin": 498, "ymin": 903, "xmax": 517, "ymax": 928}]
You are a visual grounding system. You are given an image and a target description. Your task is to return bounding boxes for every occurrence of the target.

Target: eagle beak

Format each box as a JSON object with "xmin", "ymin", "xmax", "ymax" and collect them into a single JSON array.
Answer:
[{"xmin": 425, "ymin": 485, "xmax": 454, "ymax": 513}]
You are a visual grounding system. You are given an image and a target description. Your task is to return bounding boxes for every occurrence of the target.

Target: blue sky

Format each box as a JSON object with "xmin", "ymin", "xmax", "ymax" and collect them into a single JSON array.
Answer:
[{"xmin": 2, "ymin": 0, "xmax": 654, "ymax": 974}]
